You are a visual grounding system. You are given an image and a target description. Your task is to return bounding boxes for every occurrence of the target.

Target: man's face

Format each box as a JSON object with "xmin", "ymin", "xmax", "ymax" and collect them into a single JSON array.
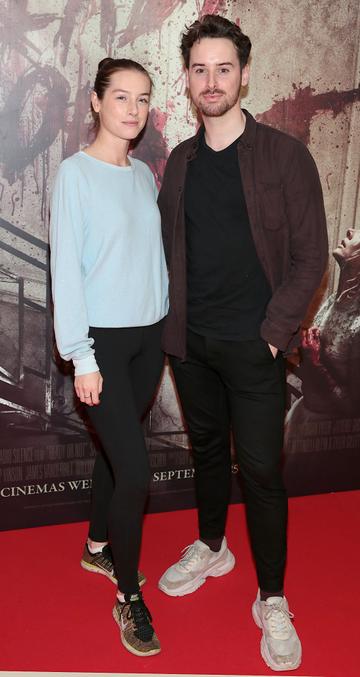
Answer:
[{"xmin": 186, "ymin": 37, "xmax": 249, "ymax": 118}]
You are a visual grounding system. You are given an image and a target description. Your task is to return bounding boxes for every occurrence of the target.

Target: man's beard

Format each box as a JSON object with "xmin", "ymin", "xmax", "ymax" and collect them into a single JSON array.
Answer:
[{"xmin": 196, "ymin": 85, "xmax": 241, "ymax": 117}]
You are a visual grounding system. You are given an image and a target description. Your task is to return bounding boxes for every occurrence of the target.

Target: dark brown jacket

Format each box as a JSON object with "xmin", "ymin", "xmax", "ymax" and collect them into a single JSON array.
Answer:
[{"xmin": 158, "ymin": 109, "xmax": 328, "ymax": 359}]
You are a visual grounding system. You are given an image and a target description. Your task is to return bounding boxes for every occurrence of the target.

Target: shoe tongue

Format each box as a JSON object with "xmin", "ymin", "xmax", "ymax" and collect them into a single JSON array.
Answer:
[
  {"xmin": 126, "ymin": 593, "xmax": 141, "ymax": 603},
  {"xmin": 265, "ymin": 596, "xmax": 284, "ymax": 605}
]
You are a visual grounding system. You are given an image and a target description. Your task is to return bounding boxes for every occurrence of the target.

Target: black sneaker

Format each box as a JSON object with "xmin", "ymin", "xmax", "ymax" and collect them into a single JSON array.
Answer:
[
  {"xmin": 80, "ymin": 543, "xmax": 146, "ymax": 587},
  {"xmin": 113, "ymin": 592, "xmax": 161, "ymax": 656}
]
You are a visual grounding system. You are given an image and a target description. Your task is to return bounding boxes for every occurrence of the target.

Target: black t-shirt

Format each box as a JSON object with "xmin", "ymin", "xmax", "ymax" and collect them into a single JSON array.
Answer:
[{"xmin": 185, "ymin": 131, "xmax": 271, "ymax": 340}]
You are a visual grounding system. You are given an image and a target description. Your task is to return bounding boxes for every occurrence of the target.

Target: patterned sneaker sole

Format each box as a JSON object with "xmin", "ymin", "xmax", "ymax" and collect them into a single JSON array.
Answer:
[
  {"xmin": 252, "ymin": 601, "xmax": 302, "ymax": 672},
  {"xmin": 158, "ymin": 549, "xmax": 235, "ymax": 597},
  {"xmin": 112, "ymin": 606, "xmax": 161, "ymax": 657},
  {"xmin": 80, "ymin": 560, "xmax": 146, "ymax": 587}
]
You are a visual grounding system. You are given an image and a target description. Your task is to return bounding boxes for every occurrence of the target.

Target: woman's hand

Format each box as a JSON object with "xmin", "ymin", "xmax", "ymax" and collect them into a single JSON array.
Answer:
[{"xmin": 74, "ymin": 371, "xmax": 103, "ymax": 406}]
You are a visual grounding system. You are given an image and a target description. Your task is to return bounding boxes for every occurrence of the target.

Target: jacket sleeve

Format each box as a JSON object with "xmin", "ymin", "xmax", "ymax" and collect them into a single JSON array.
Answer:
[
  {"xmin": 260, "ymin": 141, "xmax": 329, "ymax": 352},
  {"xmin": 49, "ymin": 162, "xmax": 99, "ymax": 375},
  {"xmin": 157, "ymin": 150, "xmax": 176, "ymax": 268}
]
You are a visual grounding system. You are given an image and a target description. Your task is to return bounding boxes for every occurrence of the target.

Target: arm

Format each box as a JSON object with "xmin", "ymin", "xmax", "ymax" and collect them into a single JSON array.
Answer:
[
  {"xmin": 50, "ymin": 161, "xmax": 100, "ymax": 400},
  {"xmin": 261, "ymin": 142, "xmax": 329, "ymax": 352},
  {"xmin": 157, "ymin": 149, "xmax": 177, "ymax": 268}
]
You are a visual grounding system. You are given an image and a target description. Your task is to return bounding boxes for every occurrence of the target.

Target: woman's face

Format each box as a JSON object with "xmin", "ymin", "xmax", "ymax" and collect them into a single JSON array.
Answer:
[
  {"xmin": 333, "ymin": 228, "xmax": 360, "ymax": 267},
  {"xmin": 92, "ymin": 69, "xmax": 151, "ymax": 141}
]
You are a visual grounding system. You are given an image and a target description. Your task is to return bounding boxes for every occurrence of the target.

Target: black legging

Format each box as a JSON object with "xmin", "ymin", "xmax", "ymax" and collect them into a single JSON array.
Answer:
[{"xmin": 85, "ymin": 321, "xmax": 164, "ymax": 595}]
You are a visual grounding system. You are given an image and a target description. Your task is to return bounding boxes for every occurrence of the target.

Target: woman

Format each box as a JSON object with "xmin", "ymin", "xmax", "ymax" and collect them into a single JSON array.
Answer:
[{"xmin": 50, "ymin": 57, "xmax": 168, "ymax": 657}]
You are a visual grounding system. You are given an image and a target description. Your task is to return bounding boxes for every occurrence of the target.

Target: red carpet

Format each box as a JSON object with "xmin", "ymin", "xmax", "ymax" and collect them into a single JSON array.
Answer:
[{"xmin": 1, "ymin": 491, "xmax": 359, "ymax": 676}]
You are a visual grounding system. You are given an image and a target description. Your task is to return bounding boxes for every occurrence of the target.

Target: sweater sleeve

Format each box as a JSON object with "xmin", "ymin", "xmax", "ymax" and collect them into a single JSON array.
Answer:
[
  {"xmin": 151, "ymin": 169, "xmax": 159, "ymax": 199},
  {"xmin": 49, "ymin": 161, "xmax": 99, "ymax": 375}
]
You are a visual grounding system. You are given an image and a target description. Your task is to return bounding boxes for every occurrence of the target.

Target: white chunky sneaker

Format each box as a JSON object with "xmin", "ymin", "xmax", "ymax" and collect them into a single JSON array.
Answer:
[
  {"xmin": 252, "ymin": 592, "xmax": 302, "ymax": 671},
  {"xmin": 158, "ymin": 537, "xmax": 235, "ymax": 596}
]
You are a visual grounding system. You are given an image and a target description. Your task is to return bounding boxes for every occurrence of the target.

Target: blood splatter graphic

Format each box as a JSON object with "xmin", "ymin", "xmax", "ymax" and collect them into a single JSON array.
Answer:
[
  {"xmin": 100, "ymin": 0, "xmax": 116, "ymax": 53},
  {"xmin": 131, "ymin": 108, "xmax": 169, "ymax": 186},
  {"xmin": 116, "ymin": 0, "xmax": 185, "ymax": 48},
  {"xmin": 0, "ymin": 0, "xmax": 57, "ymax": 64},
  {"xmin": 199, "ymin": 0, "xmax": 227, "ymax": 16},
  {"xmin": 64, "ymin": 82, "xmax": 93, "ymax": 159},
  {"xmin": 0, "ymin": 66, "xmax": 70, "ymax": 183},
  {"xmin": 53, "ymin": 0, "xmax": 90, "ymax": 67},
  {"xmin": 257, "ymin": 85, "xmax": 360, "ymax": 145}
]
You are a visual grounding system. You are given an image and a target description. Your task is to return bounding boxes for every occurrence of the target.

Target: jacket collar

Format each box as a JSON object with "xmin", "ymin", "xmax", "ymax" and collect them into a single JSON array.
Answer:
[{"xmin": 185, "ymin": 108, "xmax": 257, "ymax": 161}]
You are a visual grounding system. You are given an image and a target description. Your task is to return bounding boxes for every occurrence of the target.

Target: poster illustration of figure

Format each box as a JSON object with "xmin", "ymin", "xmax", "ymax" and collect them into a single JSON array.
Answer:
[
  {"xmin": 284, "ymin": 228, "xmax": 360, "ymax": 492},
  {"xmin": 0, "ymin": 0, "xmax": 359, "ymax": 529}
]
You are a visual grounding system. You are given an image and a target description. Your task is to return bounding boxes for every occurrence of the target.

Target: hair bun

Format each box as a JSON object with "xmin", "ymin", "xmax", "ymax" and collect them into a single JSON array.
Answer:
[{"xmin": 98, "ymin": 57, "xmax": 114, "ymax": 71}]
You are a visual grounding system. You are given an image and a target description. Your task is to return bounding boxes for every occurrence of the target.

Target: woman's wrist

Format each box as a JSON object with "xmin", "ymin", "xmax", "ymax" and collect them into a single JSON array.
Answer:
[{"xmin": 73, "ymin": 354, "xmax": 99, "ymax": 376}]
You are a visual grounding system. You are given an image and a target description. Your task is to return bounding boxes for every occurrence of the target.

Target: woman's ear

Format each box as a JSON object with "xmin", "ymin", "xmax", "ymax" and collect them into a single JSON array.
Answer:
[{"xmin": 91, "ymin": 90, "xmax": 101, "ymax": 114}]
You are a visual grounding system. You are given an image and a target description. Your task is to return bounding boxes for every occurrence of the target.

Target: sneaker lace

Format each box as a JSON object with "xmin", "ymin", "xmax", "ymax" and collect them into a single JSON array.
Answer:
[
  {"xmin": 97, "ymin": 545, "xmax": 113, "ymax": 571},
  {"xmin": 264, "ymin": 600, "xmax": 295, "ymax": 640},
  {"xmin": 177, "ymin": 542, "xmax": 203, "ymax": 572},
  {"xmin": 125, "ymin": 594, "xmax": 154, "ymax": 642}
]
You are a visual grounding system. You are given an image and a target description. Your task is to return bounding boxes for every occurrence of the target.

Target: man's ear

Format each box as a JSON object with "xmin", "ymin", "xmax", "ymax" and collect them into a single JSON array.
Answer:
[
  {"xmin": 185, "ymin": 68, "xmax": 190, "ymax": 90},
  {"xmin": 241, "ymin": 63, "xmax": 250, "ymax": 88}
]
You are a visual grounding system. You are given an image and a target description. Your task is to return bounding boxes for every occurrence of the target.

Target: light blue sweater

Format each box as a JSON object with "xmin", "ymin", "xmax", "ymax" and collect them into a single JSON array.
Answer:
[{"xmin": 50, "ymin": 151, "xmax": 169, "ymax": 375}]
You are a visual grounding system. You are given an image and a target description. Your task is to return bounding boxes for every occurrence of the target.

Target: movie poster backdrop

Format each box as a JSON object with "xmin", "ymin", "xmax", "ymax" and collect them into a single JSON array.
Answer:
[{"xmin": 0, "ymin": 0, "xmax": 359, "ymax": 529}]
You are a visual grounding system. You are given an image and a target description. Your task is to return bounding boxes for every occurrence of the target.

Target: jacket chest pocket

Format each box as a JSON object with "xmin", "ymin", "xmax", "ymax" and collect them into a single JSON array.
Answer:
[{"xmin": 257, "ymin": 184, "xmax": 287, "ymax": 230}]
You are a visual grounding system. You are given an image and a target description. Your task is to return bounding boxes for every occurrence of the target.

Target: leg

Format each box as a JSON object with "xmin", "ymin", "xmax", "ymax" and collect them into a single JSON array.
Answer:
[
  {"xmin": 158, "ymin": 331, "xmax": 235, "ymax": 597},
  {"xmin": 216, "ymin": 338, "xmax": 287, "ymax": 592},
  {"xmin": 88, "ymin": 452, "xmax": 113, "ymax": 542},
  {"xmin": 170, "ymin": 330, "xmax": 232, "ymax": 540},
  {"xmin": 215, "ymin": 338, "xmax": 301, "ymax": 671},
  {"xmin": 130, "ymin": 320, "xmax": 165, "ymax": 419},
  {"xmin": 86, "ymin": 326, "xmax": 161, "ymax": 595},
  {"xmin": 87, "ymin": 321, "xmax": 164, "ymax": 544}
]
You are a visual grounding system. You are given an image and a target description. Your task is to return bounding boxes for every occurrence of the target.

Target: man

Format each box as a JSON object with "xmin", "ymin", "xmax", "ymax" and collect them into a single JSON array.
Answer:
[{"xmin": 158, "ymin": 14, "xmax": 328, "ymax": 672}]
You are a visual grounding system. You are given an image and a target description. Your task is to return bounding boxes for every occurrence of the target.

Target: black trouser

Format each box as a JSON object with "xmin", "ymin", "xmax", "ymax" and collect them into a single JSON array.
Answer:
[
  {"xmin": 85, "ymin": 322, "xmax": 164, "ymax": 595},
  {"xmin": 170, "ymin": 329, "xmax": 287, "ymax": 592}
]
